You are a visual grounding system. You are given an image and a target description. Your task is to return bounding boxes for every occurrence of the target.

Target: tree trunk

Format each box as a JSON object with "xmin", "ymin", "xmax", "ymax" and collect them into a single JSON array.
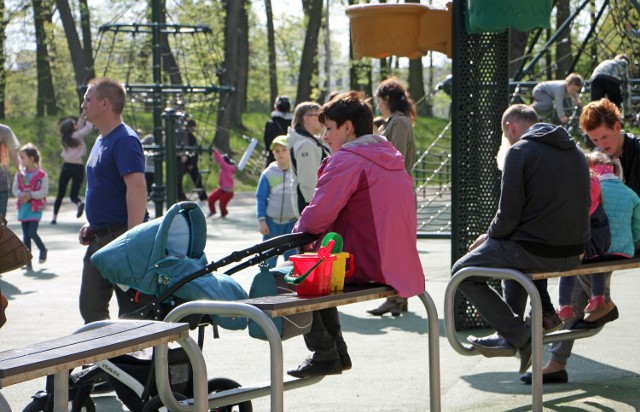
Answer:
[
  {"xmin": 79, "ymin": 0, "xmax": 93, "ymax": 84},
  {"xmin": 231, "ymin": 1, "xmax": 248, "ymax": 128},
  {"xmin": 296, "ymin": 0, "xmax": 323, "ymax": 103},
  {"xmin": 265, "ymin": 0, "xmax": 278, "ymax": 106},
  {"xmin": 0, "ymin": 0, "xmax": 6, "ymax": 119},
  {"xmin": 555, "ymin": 0, "xmax": 572, "ymax": 78},
  {"xmin": 33, "ymin": 0, "xmax": 57, "ymax": 116},
  {"xmin": 348, "ymin": 0, "xmax": 372, "ymax": 96},
  {"xmin": 158, "ymin": 0, "xmax": 182, "ymax": 85},
  {"xmin": 409, "ymin": 57, "xmax": 429, "ymax": 117},
  {"xmin": 405, "ymin": 0, "xmax": 428, "ymax": 116},
  {"xmin": 349, "ymin": 46, "xmax": 372, "ymax": 96},
  {"xmin": 508, "ymin": 29, "xmax": 529, "ymax": 79},
  {"xmin": 56, "ymin": 0, "xmax": 91, "ymax": 105},
  {"xmin": 214, "ymin": 0, "xmax": 244, "ymax": 153}
]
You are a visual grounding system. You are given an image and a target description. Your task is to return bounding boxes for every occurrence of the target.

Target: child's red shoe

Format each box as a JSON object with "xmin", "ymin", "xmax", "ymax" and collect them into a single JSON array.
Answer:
[
  {"xmin": 584, "ymin": 295, "xmax": 606, "ymax": 313},
  {"xmin": 557, "ymin": 305, "xmax": 576, "ymax": 322}
]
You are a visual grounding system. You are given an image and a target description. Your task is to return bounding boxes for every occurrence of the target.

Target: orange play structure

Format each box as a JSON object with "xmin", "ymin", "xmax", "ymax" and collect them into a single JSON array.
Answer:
[{"xmin": 346, "ymin": 2, "xmax": 453, "ymax": 59}]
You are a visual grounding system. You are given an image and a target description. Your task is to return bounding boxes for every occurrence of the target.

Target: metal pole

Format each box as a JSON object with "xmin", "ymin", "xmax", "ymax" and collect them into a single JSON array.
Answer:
[
  {"xmin": 152, "ymin": 0, "xmax": 165, "ymax": 216},
  {"xmin": 163, "ymin": 109, "xmax": 179, "ymax": 206},
  {"xmin": 325, "ymin": 0, "xmax": 331, "ymax": 96}
]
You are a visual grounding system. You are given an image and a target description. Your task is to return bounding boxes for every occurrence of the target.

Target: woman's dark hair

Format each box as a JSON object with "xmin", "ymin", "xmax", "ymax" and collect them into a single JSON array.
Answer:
[
  {"xmin": 319, "ymin": 91, "xmax": 374, "ymax": 138},
  {"xmin": 375, "ymin": 77, "xmax": 417, "ymax": 123},
  {"xmin": 275, "ymin": 96, "xmax": 291, "ymax": 113},
  {"xmin": 59, "ymin": 118, "xmax": 80, "ymax": 148}
]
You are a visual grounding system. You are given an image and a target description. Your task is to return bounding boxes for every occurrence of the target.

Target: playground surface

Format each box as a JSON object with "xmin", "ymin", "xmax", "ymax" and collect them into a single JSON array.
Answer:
[{"xmin": 1, "ymin": 192, "xmax": 639, "ymax": 411}]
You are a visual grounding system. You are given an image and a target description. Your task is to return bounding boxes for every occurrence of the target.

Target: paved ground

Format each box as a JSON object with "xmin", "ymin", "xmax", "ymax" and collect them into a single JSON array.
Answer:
[{"xmin": 1, "ymin": 193, "xmax": 639, "ymax": 411}]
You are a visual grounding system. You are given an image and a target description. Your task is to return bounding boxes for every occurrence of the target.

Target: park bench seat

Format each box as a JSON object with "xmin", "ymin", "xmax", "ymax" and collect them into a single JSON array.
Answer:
[
  {"xmin": 165, "ymin": 284, "xmax": 441, "ymax": 412},
  {"xmin": 445, "ymin": 256, "xmax": 640, "ymax": 412},
  {"xmin": 237, "ymin": 284, "xmax": 398, "ymax": 317},
  {"xmin": 0, "ymin": 320, "xmax": 208, "ymax": 412},
  {"xmin": 529, "ymin": 256, "xmax": 640, "ymax": 280}
]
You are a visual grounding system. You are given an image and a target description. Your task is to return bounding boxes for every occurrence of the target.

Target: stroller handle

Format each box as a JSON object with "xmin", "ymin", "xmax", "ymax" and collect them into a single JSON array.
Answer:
[{"xmin": 121, "ymin": 232, "xmax": 320, "ymax": 320}]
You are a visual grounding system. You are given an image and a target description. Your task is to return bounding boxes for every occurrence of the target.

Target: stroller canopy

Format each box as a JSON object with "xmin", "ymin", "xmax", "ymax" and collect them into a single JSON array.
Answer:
[{"xmin": 91, "ymin": 202, "xmax": 248, "ymax": 329}]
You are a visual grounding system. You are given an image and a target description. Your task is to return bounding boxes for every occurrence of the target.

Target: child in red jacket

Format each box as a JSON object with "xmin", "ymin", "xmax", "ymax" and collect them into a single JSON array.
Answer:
[{"xmin": 207, "ymin": 148, "xmax": 236, "ymax": 217}]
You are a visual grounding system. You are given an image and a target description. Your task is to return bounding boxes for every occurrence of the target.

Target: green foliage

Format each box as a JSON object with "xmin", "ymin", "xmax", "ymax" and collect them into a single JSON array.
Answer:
[{"xmin": 0, "ymin": 109, "xmax": 452, "ymax": 200}]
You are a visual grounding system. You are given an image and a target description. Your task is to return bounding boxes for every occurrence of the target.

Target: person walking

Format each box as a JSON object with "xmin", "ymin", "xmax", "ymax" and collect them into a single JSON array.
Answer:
[
  {"xmin": 368, "ymin": 76, "xmax": 418, "ymax": 316},
  {"xmin": 0, "ymin": 124, "xmax": 20, "ymax": 217},
  {"xmin": 176, "ymin": 119, "xmax": 207, "ymax": 201},
  {"xmin": 51, "ymin": 117, "xmax": 94, "ymax": 224},
  {"xmin": 78, "ymin": 77, "xmax": 149, "ymax": 324},
  {"xmin": 12, "ymin": 143, "xmax": 49, "ymax": 272}
]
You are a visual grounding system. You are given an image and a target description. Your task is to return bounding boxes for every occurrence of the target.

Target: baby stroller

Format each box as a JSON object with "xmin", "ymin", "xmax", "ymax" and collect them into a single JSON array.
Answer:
[{"xmin": 24, "ymin": 202, "xmax": 316, "ymax": 412}]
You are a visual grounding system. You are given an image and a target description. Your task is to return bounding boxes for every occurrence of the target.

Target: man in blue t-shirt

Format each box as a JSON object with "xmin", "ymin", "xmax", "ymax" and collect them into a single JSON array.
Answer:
[{"xmin": 78, "ymin": 78, "xmax": 149, "ymax": 324}]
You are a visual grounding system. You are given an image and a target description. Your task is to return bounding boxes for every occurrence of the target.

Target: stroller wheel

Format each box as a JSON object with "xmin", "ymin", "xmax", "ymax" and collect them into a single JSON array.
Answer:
[
  {"xmin": 140, "ymin": 392, "xmax": 188, "ymax": 412},
  {"xmin": 71, "ymin": 396, "xmax": 96, "ymax": 412},
  {"xmin": 208, "ymin": 378, "xmax": 253, "ymax": 412},
  {"xmin": 22, "ymin": 397, "xmax": 46, "ymax": 412},
  {"xmin": 22, "ymin": 396, "xmax": 95, "ymax": 412}
]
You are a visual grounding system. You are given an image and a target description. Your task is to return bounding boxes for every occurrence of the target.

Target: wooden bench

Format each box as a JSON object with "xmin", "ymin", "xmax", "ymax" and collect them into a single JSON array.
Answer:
[
  {"xmin": 0, "ymin": 320, "xmax": 209, "ymax": 412},
  {"xmin": 444, "ymin": 257, "xmax": 640, "ymax": 412},
  {"xmin": 162, "ymin": 285, "xmax": 441, "ymax": 412}
]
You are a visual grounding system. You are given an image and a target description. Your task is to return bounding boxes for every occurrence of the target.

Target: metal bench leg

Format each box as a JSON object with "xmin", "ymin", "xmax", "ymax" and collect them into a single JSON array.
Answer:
[
  {"xmin": 52, "ymin": 369, "xmax": 70, "ymax": 412},
  {"xmin": 444, "ymin": 267, "xmax": 544, "ymax": 412},
  {"xmin": 165, "ymin": 301, "xmax": 285, "ymax": 412},
  {"xmin": 155, "ymin": 337, "xmax": 208, "ymax": 412},
  {"xmin": 417, "ymin": 291, "xmax": 441, "ymax": 412}
]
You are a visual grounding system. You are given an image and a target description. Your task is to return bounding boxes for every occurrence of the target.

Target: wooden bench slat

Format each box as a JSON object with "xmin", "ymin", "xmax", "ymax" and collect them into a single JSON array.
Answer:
[
  {"xmin": 0, "ymin": 321, "xmax": 189, "ymax": 387},
  {"xmin": 237, "ymin": 285, "xmax": 398, "ymax": 317},
  {"xmin": 530, "ymin": 257, "xmax": 640, "ymax": 280}
]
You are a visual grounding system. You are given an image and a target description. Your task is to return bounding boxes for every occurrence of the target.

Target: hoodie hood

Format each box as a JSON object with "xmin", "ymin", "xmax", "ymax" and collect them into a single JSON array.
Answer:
[
  {"xmin": 519, "ymin": 123, "xmax": 577, "ymax": 150},
  {"xmin": 271, "ymin": 111, "xmax": 293, "ymax": 120},
  {"xmin": 339, "ymin": 134, "xmax": 406, "ymax": 171}
]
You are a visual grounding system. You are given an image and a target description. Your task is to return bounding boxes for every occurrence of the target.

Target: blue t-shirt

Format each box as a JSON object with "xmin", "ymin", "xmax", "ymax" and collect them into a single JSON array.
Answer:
[{"xmin": 85, "ymin": 123, "xmax": 148, "ymax": 229}]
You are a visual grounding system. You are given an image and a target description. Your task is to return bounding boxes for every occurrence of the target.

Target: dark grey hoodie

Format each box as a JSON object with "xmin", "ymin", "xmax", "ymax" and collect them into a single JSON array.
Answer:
[{"xmin": 488, "ymin": 123, "xmax": 590, "ymax": 258}]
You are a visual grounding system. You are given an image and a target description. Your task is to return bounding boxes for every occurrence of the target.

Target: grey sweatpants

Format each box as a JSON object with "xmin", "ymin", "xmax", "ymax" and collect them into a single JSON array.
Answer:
[{"xmin": 452, "ymin": 238, "xmax": 582, "ymax": 348}]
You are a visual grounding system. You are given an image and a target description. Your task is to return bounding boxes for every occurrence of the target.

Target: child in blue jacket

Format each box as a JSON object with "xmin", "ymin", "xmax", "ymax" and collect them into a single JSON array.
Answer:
[{"xmin": 256, "ymin": 135, "xmax": 298, "ymax": 267}]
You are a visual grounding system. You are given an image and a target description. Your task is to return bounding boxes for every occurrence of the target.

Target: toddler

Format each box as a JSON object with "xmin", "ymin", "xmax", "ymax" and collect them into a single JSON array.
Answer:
[
  {"xmin": 256, "ymin": 135, "xmax": 297, "ymax": 267},
  {"xmin": 12, "ymin": 143, "xmax": 49, "ymax": 271},
  {"xmin": 558, "ymin": 151, "xmax": 640, "ymax": 320},
  {"xmin": 207, "ymin": 148, "xmax": 236, "ymax": 217}
]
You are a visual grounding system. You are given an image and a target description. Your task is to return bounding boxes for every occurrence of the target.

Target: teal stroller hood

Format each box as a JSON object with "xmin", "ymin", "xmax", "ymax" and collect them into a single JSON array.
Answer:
[{"xmin": 91, "ymin": 202, "xmax": 248, "ymax": 330}]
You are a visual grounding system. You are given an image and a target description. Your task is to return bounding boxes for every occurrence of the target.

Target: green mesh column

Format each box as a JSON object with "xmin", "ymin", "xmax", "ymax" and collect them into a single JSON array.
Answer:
[{"xmin": 451, "ymin": 0, "xmax": 509, "ymax": 329}]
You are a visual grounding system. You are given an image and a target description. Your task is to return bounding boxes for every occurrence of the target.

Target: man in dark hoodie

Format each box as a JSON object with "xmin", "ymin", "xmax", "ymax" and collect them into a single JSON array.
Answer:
[{"xmin": 451, "ymin": 104, "xmax": 590, "ymax": 374}]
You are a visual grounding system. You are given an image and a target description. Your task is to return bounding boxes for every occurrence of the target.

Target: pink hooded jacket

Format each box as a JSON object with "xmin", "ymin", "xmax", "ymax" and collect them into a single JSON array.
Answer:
[
  {"xmin": 293, "ymin": 135, "xmax": 425, "ymax": 298},
  {"xmin": 213, "ymin": 149, "xmax": 235, "ymax": 191}
]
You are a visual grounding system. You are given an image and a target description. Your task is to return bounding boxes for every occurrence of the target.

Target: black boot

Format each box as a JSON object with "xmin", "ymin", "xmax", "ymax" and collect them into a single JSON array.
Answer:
[{"xmin": 367, "ymin": 298, "xmax": 403, "ymax": 316}]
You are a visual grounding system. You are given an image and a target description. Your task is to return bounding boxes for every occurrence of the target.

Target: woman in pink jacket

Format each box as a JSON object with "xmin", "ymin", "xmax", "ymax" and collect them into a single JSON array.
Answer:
[{"xmin": 287, "ymin": 91, "xmax": 425, "ymax": 378}]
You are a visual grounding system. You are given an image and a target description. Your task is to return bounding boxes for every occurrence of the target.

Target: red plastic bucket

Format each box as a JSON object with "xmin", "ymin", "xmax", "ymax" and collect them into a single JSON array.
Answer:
[{"xmin": 289, "ymin": 254, "xmax": 336, "ymax": 296}]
